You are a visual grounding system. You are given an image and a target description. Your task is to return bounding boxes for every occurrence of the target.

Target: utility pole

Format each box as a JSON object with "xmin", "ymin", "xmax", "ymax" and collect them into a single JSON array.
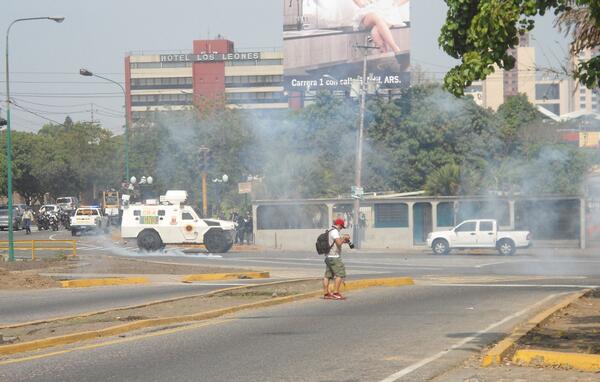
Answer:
[
  {"xmin": 352, "ymin": 36, "xmax": 379, "ymax": 249},
  {"xmin": 198, "ymin": 147, "xmax": 210, "ymax": 217}
]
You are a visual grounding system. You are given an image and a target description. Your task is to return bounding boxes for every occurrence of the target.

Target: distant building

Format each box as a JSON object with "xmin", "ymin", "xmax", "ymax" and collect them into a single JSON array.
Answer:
[
  {"xmin": 465, "ymin": 34, "xmax": 574, "ymax": 116},
  {"xmin": 571, "ymin": 47, "xmax": 600, "ymax": 113},
  {"xmin": 125, "ymin": 39, "xmax": 286, "ymax": 124}
]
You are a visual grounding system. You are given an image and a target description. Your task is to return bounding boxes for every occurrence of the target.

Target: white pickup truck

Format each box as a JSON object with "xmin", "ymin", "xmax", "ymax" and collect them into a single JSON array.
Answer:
[{"xmin": 426, "ymin": 219, "xmax": 531, "ymax": 256}]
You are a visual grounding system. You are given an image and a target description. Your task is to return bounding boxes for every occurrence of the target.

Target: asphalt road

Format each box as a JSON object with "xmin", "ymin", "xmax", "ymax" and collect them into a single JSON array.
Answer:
[
  {"xmin": 0, "ymin": 281, "xmax": 267, "ymax": 325},
  {"xmin": 3, "ymin": 228, "xmax": 600, "ymax": 325},
  {"xmin": 0, "ymin": 284, "xmax": 579, "ymax": 382}
]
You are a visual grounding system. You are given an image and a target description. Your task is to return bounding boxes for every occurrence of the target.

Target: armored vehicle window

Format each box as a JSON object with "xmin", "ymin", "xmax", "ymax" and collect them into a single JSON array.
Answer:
[
  {"xmin": 133, "ymin": 210, "xmax": 141, "ymax": 216},
  {"xmin": 182, "ymin": 212, "xmax": 194, "ymax": 220},
  {"xmin": 158, "ymin": 210, "xmax": 165, "ymax": 216}
]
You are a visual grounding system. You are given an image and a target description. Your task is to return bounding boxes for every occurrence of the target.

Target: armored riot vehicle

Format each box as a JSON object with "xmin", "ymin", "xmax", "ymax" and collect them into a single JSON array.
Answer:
[{"xmin": 121, "ymin": 190, "xmax": 235, "ymax": 253}]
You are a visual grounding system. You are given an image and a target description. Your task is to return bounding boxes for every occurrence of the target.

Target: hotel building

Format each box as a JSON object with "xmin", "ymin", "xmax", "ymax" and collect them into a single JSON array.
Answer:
[{"xmin": 125, "ymin": 39, "xmax": 286, "ymax": 123}]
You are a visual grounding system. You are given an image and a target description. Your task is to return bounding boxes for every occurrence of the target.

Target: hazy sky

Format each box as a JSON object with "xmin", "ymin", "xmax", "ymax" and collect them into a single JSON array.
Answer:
[{"xmin": 1, "ymin": 0, "xmax": 570, "ymax": 133}]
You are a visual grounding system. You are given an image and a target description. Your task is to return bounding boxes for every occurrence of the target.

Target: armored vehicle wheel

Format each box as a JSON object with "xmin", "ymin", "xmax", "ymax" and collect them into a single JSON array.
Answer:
[
  {"xmin": 137, "ymin": 229, "xmax": 163, "ymax": 252},
  {"xmin": 204, "ymin": 230, "xmax": 233, "ymax": 253}
]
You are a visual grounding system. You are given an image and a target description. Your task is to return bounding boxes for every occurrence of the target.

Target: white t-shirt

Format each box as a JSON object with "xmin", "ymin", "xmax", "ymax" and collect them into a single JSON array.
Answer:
[{"xmin": 328, "ymin": 227, "xmax": 342, "ymax": 258}]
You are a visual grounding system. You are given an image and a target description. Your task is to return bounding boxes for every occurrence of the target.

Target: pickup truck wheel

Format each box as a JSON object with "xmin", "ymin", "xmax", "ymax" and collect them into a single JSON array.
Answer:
[
  {"xmin": 137, "ymin": 229, "xmax": 163, "ymax": 252},
  {"xmin": 497, "ymin": 239, "xmax": 515, "ymax": 256},
  {"xmin": 432, "ymin": 239, "xmax": 450, "ymax": 255},
  {"xmin": 204, "ymin": 230, "xmax": 232, "ymax": 253}
]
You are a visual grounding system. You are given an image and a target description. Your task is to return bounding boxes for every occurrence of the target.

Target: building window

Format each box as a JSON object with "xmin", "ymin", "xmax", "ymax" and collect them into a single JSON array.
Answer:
[
  {"xmin": 437, "ymin": 202, "xmax": 455, "ymax": 227},
  {"xmin": 536, "ymin": 83, "xmax": 559, "ymax": 100},
  {"xmin": 256, "ymin": 204, "xmax": 328, "ymax": 230},
  {"xmin": 581, "ymin": 103, "xmax": 587, "ymax": 109},
  {"xmin": 131, "ymin": 77, "xmax": 193, "ymax": 90},
  {"xmin": 538, "ymin": 103, "xmax": 560, "ymax": 115},
  {"xmin": 225, "ymin": 59, "xmax": 283, "ymax": 66},
  {"xmin": 224, "ymin": 75, "xmax": 283, "ymax": 88},
  {"xmin": 374, "ymin": 203, "xmax": 408, "ymax": 228}
]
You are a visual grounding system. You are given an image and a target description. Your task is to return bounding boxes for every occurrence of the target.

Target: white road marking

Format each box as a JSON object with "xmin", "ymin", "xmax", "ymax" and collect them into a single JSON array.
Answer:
[
  {"xmin": 474, "ymin": 261, "xmax": 510, "ymax": 268},
  {"xmin": 49, "ymin": 234, "xmax": 59, "ymax": 240},
  {"xmin": 378, "ymin": 293, "xmax": 562, "ymax": 382}
]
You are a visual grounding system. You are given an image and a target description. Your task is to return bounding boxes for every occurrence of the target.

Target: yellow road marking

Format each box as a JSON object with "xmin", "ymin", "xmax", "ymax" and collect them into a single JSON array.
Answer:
[{"xmin": 0, "ymin": 319, "xmax": 229, "ymax": 366}]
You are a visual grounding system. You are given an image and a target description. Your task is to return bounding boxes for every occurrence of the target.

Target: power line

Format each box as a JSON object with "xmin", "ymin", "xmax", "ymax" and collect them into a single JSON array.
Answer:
[
  {"xmin": 11, "ymin": 102, "xmax": 67, "ymax": 127},
  {"xmin": 10, "ymin": 97, "xmax": 92, "ymax": 108}
]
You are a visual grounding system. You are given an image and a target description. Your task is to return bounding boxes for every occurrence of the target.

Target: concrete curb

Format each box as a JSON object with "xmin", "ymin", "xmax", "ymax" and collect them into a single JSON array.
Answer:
[
  {"xmin": 181, "ymin": 272, "xmax": 270, "ymax": 282},
  {"xmin": 60, "ymin": 277, "xmax": 150, "ymax": 288},
  {"xmin": 0, "ymin": 276, "xmax": 414, "ymax": 357},
  {"xmin": 481, "ymin": 289, "xmax": 589, "ymax": 367},
  {"xmin": 513, "ymin": 349, "xmax": 600, "ymax": 372}
]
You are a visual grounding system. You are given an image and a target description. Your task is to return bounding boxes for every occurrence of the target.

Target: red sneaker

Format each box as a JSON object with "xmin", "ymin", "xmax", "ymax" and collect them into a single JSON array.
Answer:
[
  {"xmin": 332, "ymin": 293, "xmax": 346, "ymax": 300},
  {"xmin": 323, "ymin": 293, "xmax": 335, "ymax": 299}
]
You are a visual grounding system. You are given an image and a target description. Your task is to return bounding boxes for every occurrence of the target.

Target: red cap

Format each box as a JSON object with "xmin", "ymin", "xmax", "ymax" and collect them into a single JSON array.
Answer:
[{"xmin": 334, "ymin": 218, "xmax": 346, "ymax": 228}]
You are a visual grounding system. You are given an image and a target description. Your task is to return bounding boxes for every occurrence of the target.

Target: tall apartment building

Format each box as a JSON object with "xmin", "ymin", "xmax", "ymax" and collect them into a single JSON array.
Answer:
[
  {"xmin": 572, "ymin": 47, "xmax": 600, "ymax": 113},
  {"xmin": 125, "ymin": 39, "xmax": 286, "ymax": 124},
  {"xmin": 465, "ymin": 34, "xmax": 573, "ymax": 116}
]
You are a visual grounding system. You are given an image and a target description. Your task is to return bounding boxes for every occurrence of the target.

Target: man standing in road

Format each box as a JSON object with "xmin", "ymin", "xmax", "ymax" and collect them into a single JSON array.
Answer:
[
  {"xmin": 22, "ymin": 207, "xmax": 34, "ymax": 235},
  {"xmin": 323, "ymin": 217, "xmax": 350, "ymax": 300}
]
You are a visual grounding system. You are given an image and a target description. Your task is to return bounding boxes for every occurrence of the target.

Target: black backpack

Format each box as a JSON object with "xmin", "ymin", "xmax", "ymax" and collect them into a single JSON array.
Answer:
[{"xmin": 315, "ymin": 228, "xmax": 334, "ymax": 255}]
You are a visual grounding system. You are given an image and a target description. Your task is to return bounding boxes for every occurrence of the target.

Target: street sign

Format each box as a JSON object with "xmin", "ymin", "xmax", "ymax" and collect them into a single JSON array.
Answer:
[
  {"xmin": 351, "ymin": 186, "xmax": 364, "ymax": 199},
  {"xmin": 238, "ymin": 182, "xmax": 252, "ymax": 194}
]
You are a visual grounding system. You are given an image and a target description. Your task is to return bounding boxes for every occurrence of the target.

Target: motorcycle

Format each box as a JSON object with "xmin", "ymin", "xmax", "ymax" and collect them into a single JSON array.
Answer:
[
  {"xmin": 59, "ymin": 210, "xmax": 71, "ymax": 230},
  {"xmin": 48, "ymin": 213, "xmax": 59, "ymax": 231},
  {"xmin": 37, "ymin": 213, "xmax": 49, "ymax": 231}
]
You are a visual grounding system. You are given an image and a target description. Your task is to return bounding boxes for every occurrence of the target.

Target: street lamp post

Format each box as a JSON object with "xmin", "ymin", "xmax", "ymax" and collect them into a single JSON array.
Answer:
[
  {"xmin": 5, "ymin": 16, "xmax": 64, "ymax": 262},
  {"xmin": 212, "ymin": 174, "xmax": 229, "ymax": 217},
  {"xmin": 79, "ymin": 68, "xmax": 129, "ymax": 182}
]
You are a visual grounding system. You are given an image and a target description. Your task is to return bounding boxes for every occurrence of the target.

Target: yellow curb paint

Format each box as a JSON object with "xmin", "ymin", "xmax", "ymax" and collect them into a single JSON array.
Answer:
[
  {"xmin": 0, "ymin": 277, "xmax": 413, "ymax": 357},
  {"xmin": 343, "ymin": 277, "xmax": 414, "ymax": 290},
  {"xmin": 513, "ymin": 349, "xmax": 600, "ymax": 372},
  {"xmin": 60, "ymin": 277, "xmax": 150, "ymax": 288},
  {"xmin": 481, "ymin": 289, "xmax": 589, "ymax": 367},
  {"xmin": 181, "ymin": 272, "xmax": 270, "ymax": 282}
]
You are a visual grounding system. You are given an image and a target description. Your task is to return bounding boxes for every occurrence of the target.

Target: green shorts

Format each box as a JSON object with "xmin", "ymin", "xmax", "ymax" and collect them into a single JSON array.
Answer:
[{"xmin": 324, "ymin": 257, "xmax": 346, "ymax": 279}]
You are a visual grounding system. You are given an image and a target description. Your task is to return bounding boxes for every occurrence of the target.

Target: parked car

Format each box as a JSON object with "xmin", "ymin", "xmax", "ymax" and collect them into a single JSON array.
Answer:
[
  {"xmin": 56, "ymin": 197, "xmax": 79, "ymax": 214},
  {"xmin": 0, "ymin": 207, "xmax": 23, "ymax": 231},
  {"xmin": 426, "ymin": 219, "xmax": 531, "ymax": 256}
]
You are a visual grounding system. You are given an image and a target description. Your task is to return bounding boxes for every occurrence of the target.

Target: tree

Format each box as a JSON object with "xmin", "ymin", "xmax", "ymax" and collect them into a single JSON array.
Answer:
[
  {"xmin": 439, "ymin": 1, "xmax": 600, "ymax": 96},
  {"xmin": 495, "ymin": 94, "xmax": 543, "ymax": 154},
  {"xmin": 424, "ymin": 163, "xmax": 461, "ymax": 195}
]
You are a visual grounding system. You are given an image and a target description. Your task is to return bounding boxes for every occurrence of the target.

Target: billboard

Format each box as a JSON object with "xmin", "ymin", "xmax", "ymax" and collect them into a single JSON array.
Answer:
[{"xmin": 283, "ymin": 0, "xmax": 410, "ymax": 101}]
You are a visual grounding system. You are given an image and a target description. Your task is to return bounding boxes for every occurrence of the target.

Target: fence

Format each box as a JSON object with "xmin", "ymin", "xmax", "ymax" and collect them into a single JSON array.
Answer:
[{"xmin": 0, "ymin": 240, "xmax": 77, "ymax": 260}]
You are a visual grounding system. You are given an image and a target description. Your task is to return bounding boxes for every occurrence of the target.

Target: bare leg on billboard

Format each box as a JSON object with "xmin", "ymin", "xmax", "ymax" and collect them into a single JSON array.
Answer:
[
  {"xmin": 361, "ymin": 13, "xmax": 400, "ymax": 55},
  {"xmin": 370, "ymin": 26, "xmax": 387, "ymax": 53}
]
